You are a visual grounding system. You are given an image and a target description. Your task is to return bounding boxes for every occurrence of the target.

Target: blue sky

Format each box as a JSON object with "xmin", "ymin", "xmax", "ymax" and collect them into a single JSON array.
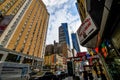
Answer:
[{"xmin": 42, "ymin": 0, "xmax": 87, "ymax": 52}]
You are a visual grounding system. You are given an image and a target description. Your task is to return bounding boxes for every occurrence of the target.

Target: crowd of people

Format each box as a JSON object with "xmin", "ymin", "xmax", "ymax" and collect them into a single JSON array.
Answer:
[
  {"xmin": 75, "ymin": 66, "xmax": 107, "ymax": 80},
  {"xmin": 82, "ymin": 70, "xmax": 107, "ymax": 80}
]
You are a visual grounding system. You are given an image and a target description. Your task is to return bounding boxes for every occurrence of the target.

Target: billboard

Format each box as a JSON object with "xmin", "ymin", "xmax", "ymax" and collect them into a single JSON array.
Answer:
[
  {"xmin": 77, "ymin": 52, "xmax": 86, "ymax": 57},
  {"xmin": 77, "ymin": 14, "xmax": 98, "ymax": 45}
]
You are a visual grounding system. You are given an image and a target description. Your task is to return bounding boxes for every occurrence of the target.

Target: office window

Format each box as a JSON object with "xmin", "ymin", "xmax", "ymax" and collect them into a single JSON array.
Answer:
[{"xmin": 5, "ymin": 53, "xmax": 21, "ymax": 62}]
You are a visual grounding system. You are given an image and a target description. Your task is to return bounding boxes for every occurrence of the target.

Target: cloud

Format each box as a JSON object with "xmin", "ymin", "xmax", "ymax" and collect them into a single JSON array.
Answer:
[
  {"xmin": 43, "ymin": 0, "xmax": 69, "ymax": 6},
  {"xmin": 42, "ymin": 0, "xmax": 87, "ymax": 52}
]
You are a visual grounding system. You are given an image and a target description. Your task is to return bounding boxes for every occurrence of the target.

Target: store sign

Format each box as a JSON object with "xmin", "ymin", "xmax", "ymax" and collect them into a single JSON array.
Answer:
[
  {"xmin": 77, "ymin": 14, "xmax": 97, "ymax": 44},
  {"xmin": 77, "ymin": 52, "xmax": 86, "ymax": 57}
]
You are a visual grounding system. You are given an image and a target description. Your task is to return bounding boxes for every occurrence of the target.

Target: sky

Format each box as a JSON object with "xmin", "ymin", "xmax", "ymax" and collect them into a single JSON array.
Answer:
[{"xmin": 42, "ymin": 0, "xmax": 87, "ymax": 52}]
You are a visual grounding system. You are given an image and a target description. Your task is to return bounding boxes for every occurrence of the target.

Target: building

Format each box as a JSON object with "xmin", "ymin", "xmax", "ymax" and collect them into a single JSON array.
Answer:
[
  {"xmin": 76, "ymin": 0, "xmax": 100, "ymax": 48},
  {"xmin": 53, "ymin": 41, "xmax": 62, "ymax": 55},
  {"xmin": 76, "ymin": 0, "xmax": 87, "ymax": 22},
  {"xmin": 0, "ymin": 0, "xmax": 49, "ymax": 67},
  {"xmin": 45, "ymin": 44, "xmax": 54, "ymax": 56},
  {"xmin": 44, "ymin": 54, "xmax": 55, "ymax": 67},
  {"xmin": 44, "ymin": 54, "xmax": 66, "ymax": 71},
  {"xmin": 59, "ymin": 23, "xmax": 70, "ymax": 47},
  {"xmin": 77, "ymin": 0, "xmax": 120, "ymax": 79},
  {"xmin": 0, "ymin": 15, "xmax": 13, "ymax": 36},
  {"xmin": 71, "ymin": 33, "xmax": 80, "ymax": 52},
  {"xmin": 61, "ymin": 42, "xmax": 72, "ymax": 58},
  {"xmin": 44, "ymin": 41, "xmax": 72, "ymax": 71},
  {"xmin": 44, "ymin": 43, "xmax": 67, "ymax": 71},
  {"xmin": 45, "ymin": 41, "xmax": 72, "ymax": 58},
  {"xmin": 71, "ymin": 49, "xmax": 77, "ymax": 57},
  {"xmin": 77, "ymin": 0, "xmax": 105, "ymax": 48},
  {"xmin": 98, "ymin": 0, "xmax": 120, "ymax": 78}
]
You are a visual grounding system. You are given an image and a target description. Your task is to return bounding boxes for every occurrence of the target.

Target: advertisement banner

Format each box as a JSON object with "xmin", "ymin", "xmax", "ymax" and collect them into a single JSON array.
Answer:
[{"xmin": 77, "ymin": 14, "xmax": 98, "ymax": 45}]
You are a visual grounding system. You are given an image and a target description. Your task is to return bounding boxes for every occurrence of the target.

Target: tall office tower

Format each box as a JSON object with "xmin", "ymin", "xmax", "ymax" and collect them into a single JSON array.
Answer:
[
  {"xmin": 71, "ymin": 33, "xmax": 80, "ymax": 52},
  {"xmin": 59, "ymin": 23, "xmax": 70, "ymax": 47},
  {"xmin": 0, "ymin": 0, "xmax": 49, "ymax": 59}
]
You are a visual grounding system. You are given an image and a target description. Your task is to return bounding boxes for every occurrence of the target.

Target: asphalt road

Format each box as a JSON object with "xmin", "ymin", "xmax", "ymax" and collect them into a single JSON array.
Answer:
[{"xmin": 63, "ymin": 77, "xmax": 73, "ymax": 80}]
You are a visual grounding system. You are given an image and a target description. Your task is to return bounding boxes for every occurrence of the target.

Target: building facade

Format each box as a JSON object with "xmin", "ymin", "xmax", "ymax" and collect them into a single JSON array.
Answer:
[
  {"xmin": 45, "ymin": 41, "xmax": 72, "ymax": 58},
  {"xmin": 45, "ymin": 44, "xmax": 54, "ymax": 56},
  {"xmin": 59, "ymin": 23, "xmax": 70, "ymax": 47},
  {"xmin": 44, "ymin": 42, "xmax": 69, "ymax": 71},
  {"xmin": 77, "ymin": 0, "xmax": 120, "ymax": 79},
  {"xmin": 71, "ymin": 33, "xmax": 80, "ymax": 52},
  {"xmin": 76, "ymin": 0, "xmax": 87, "ymax": 22},
  {"xmin": 44, "ymin": 54, "xmax": 66, "ymax": 72},
  {"xmin": 0, "ymin": 0, "xmax": 49, "ymax": 66}
]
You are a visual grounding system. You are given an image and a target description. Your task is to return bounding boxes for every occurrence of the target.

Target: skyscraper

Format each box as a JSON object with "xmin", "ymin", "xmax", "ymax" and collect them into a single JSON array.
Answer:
[
  {"xmin": 0, "ymin": 0, "xmax": 49, "ymax": 59},
  {"xmin": 59, "ymin": 23, "xmax": 70, "ymax": 47},
  {"xmin": 71, "ymin": 33, "xmax": 80, "ymax": 52}
]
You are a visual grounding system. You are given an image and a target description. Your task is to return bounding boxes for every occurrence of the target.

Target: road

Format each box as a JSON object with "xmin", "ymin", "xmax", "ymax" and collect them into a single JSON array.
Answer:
[{"xmin": 63, "ymin": 77, "xmax": 73, "ymax": 80}]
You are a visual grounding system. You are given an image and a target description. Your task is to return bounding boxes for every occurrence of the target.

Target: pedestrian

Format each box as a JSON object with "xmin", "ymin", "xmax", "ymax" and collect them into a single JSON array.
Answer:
[
  {"xmin": 93, "ymin": 65, "xmax": 97, "ymax": 72},
  {"xmin": 101, "ymin": 71, "xmax": 107, "ymax": 80},
  {"xmin": 83, "ymin": 71, "xmax": 88, "ymax": 80},
  {"xmin": 99, "ymin": 66, "xmax": 103, "ymax": 73},
  {"xmin": 88, "ymin": 71, "xmax": 93, "ymax": 80}
]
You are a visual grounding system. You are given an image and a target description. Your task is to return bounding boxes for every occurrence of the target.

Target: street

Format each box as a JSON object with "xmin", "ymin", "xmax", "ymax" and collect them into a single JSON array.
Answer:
[
  {"xmin": 0, "ymin": 0, "xmax": 120, "ymax": 80},
  {"xmin": 63, "ymin": 77, "xmax": 73, "ymax": 80}
]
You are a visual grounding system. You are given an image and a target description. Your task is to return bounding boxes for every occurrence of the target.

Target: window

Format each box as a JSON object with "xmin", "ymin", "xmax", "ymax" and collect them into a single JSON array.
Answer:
[
  {"xmin": 5, "ymin": 53, "xmax": 21, "ymax": 62},
  {"xmin": 0, "ymin": 54, "xmax": 3, "ymax": 60}
]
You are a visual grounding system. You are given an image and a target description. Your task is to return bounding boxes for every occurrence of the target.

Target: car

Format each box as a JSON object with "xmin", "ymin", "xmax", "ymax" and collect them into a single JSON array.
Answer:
[
  {"xmin": 33, "ymin": 71, "xmax": 57, "ymax": 80},
  {"xmin": 29, "ymin": 71, "xmax": 37, "ymax": 80},
  {"xmin": 55, "ymin": 71, "xmax": 67, "ymax": 80}
]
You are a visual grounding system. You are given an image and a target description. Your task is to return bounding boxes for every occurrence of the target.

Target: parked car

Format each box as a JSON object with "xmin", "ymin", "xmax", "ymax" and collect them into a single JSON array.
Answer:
[
  {"xmin": 55, "ymin": 71, "xmax": 67, "ymax": 80},
  {"xmin": 34, "ymin": 71, "xmax": 57, "ymax": 80},
  {"xmin": 29, "ymin": 71, "xmax": 37, "ymax": 80}
]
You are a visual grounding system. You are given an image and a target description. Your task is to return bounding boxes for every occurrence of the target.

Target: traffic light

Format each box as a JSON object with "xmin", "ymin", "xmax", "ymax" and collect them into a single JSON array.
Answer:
[{"xmin": 67, "ymin": 61, "xmax": 74, "ymax": 76}]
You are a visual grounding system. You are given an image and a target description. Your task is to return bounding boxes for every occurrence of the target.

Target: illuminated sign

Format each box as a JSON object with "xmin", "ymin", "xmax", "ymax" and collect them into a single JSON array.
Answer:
[{"xmin": 77, "ymin": 14, "xmax": 98, "ymax": 45}]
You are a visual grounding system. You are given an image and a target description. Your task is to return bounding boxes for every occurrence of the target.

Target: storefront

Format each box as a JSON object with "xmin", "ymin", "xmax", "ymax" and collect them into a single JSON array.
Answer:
[
  {"xmin": 100, "ymin": 39, "xmax": 120, "ymax": 80},
  {"xmin": 77, "ymin": 0, "xmax": 120, "ymax": 79},
  {"xmin": 97, "ymin": 0, "xmax": 120, "ymax": 79}
]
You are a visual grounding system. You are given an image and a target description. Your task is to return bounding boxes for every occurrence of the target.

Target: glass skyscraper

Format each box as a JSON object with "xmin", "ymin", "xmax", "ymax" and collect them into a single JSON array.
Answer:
[
  {"xmin": 59, "ymin": 23, "xmax": 70, "ymax": 47},
  {"xmin": 71, "ymin": 33, "xmax": 80, "ymax": 52}
]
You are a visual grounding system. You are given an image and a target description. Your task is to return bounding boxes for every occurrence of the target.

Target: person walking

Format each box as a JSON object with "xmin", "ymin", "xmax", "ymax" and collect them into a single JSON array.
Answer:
[
  {"xmin": 83, "ymin": 71, "xmax": 88, "ymax": 80},
  {"xmin": 88, "ymin": 71, "xmax": 93, "ymax": 80},
  {"xmin": 101, "ymin": 71, "xmax": 107, "ymax": 80}
]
